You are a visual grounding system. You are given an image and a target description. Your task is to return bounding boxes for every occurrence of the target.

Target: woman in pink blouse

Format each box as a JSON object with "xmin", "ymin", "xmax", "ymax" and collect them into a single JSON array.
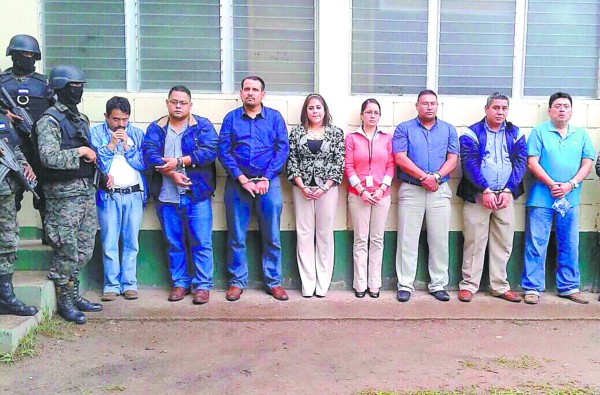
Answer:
[{"xmin": 344, "ymin": 98, "xmax": 395, "ymax": 298}]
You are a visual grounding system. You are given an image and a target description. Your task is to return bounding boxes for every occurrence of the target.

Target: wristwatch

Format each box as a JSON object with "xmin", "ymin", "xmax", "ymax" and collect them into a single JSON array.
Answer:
[
  {"xmin": 569, "ymin": 180, "xmax": 579, "ymax": 189},
  {"xmin": 433, "ymin": 172, "xmax": 442, "ymax": 184}
]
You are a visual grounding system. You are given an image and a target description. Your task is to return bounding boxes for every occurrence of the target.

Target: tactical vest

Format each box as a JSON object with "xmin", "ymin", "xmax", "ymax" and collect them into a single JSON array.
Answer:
[
  {"xmin": 41, "ymin": 106, "xmax": 95, "ymax": 182},
  {"xmin": 0, "ymin": 71, "xmax": 52, "ymax": 121}
]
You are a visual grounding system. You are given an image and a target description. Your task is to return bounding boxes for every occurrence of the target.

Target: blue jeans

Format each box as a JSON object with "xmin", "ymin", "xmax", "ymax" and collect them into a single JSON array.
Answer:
[
  {"xmin": 224, "ymin": 176, "xmax": 283, "ymax": 289},
  {"xmin": 521, "ymin": 206, "xmax": 580, "ymax": 296},
  {"xmin": 98, "ymin": 190, "xmax": 143, "ymax": 294},
  {"xmin": 156, "ymin": 194, "xmax": 213, "ymax": 291}
]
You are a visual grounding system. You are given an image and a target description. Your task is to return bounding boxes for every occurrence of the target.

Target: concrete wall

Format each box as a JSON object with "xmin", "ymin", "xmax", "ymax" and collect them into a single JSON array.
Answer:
[{"xmin": 5, "ymin": 1, "xmax": 600, "ymax": 291}]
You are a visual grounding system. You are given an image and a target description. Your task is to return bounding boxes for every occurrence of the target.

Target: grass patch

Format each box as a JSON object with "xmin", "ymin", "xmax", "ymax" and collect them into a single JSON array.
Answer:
[
  {"xmin": 104, "ymin": 385, "xmax": 127, "ymax": 392},
  {"xmin": 494, "ymin": 355, "xmax": 544, "ymax": 369},
  {"xmin": 0, "ymin": 312, "xmax": 76, "ymax": 365}
]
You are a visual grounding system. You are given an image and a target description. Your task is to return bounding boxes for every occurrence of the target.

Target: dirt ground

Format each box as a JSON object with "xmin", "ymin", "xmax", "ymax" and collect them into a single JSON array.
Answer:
[{"xmin": 1, "ymin": 319, "xmax": 599, "ymax": 394}]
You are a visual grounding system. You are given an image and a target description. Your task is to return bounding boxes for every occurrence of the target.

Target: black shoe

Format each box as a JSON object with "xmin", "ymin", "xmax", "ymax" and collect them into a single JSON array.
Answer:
[
  {"xmin": 396, "ymin": 290, "xmax": 411, "ymax": 302},
  {"xmin": 71, "ymin": 273, "xmax": 102, "ymax": 312},
  {"xmin": 0, "ymin": 274, "xmax": 38, "ymax": 316},
  {"xmin": 368, "ymin": 289, "xmax": 380, "ymax": 298},
  {"xmin": 431, "ymin": 290, "xmax": 450, "ymax": 302},
  {"xmin": 355, "ymin": 290, "xmax": 366, "ymax": 298},
  {"xmin": 55, "ymin": 282, "xmax": 87, "ymax": 325}
]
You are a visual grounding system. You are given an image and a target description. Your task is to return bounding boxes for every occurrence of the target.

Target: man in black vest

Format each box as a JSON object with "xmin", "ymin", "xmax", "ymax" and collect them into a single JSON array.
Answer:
[
  {"xmin": 0, "ymin": 35, "xmax": 53, "ymax": 235},
  {"xmin": 35, "ymin": 65, "xmax": 101, "ymax": 324}
]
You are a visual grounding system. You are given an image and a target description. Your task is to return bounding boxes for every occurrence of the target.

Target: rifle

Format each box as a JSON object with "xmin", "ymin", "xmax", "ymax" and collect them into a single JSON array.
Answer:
[
  {"xmin": 0, "ymin": 87, "xmax": 34, "ymax": 136},
  {"xmin": 93, "ymin": 166, "xmax": 114, "ymax": 200},
  {"xmin": 0, "ymin": 137, "xmax": 39, "ymax": 199}
]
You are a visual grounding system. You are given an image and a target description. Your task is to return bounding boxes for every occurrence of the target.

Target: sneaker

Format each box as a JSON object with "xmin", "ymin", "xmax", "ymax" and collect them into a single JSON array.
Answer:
[
  {"xmin": 558, "ymin": 292, "xmax": 588, "ymax": 304},
  {"xmin": 524, "ymin": 294, "xmax": 539, "ymax": 304},
  {"xmin": 101, "ymin": 292, "xmax": 118, "ymax": 302}
]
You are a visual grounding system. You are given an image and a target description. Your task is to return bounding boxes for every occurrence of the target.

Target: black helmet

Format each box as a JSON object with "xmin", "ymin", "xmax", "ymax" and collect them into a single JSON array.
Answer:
[
  {"xmin": 49, "ymin": 65, "xmax": 86, "ymax": 90},
  {"xmin": 6, "ymin": 34, "xmax": 41, "ymax": 60}
]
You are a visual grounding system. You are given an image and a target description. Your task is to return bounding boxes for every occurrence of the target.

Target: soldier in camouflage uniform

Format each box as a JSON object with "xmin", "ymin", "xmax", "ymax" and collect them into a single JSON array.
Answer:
[
  {"xmin": 35, "ymin": 65, "xmax": 101, "ymax": 324},
  {"xmin": 0, "ymin": 112, "xmax": 38, "ymax": 316},
  {"xmin": 0, "ymin": 35, "xmax": 54, "ymax": 235}
]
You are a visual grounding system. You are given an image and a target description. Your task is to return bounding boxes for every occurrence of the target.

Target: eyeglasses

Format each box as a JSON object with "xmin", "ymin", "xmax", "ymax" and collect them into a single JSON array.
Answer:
[
  {"xmin": 168, "ymin": 99, "xmax": 190, "ymax": 106},
  {"xmin": 363, "ymin": 110, "xmax": 380, "ymax": 116}
]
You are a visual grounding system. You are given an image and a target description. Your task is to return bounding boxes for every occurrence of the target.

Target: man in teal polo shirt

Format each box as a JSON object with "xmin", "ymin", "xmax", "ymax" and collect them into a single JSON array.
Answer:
[{"xmin": 522, "ymin": 92, "xmax": 595, "ymax": 305}]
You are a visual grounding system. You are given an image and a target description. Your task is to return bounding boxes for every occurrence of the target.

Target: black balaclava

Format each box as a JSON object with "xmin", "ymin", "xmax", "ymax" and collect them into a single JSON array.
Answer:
[
  {"xmin": 11, "ymin": 52, "xmax": 36, "ymax": 76},
  {"xmin": 56, "ymin": 84, "xmax": 84, "ymax": 114}
]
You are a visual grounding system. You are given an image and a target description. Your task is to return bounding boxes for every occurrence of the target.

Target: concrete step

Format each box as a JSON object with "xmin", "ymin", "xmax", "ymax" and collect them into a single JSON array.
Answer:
[
  {"xmin": 0, "ymin": 271, "xmax": 56, "ymax": 353},
  {"xmin": 14, "ymin": 239, "xmax": 53, "ymax": 272}
]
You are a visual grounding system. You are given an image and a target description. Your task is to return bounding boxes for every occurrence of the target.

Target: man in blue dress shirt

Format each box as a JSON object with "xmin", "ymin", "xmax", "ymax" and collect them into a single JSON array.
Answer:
[
  {"xmin": 522, "ymin": 92, "xmax": 595, "ymax": 305},
  {"xmin": 392, "ymin": 90, "xmax": 459, "ymax": 303},
  {"xmin": 218, "ymin": 76, "xmax": 290, "ymax": 301}
]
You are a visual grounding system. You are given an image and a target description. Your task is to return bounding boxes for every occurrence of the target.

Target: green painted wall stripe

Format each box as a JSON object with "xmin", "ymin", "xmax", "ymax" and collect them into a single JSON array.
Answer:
[{"xmin": 14, "ymin": 230, "xmax": 600, "ymax": 292}]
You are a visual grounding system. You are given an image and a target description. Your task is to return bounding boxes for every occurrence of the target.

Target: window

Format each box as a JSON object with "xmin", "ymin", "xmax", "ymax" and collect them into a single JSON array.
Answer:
[
  {"xmin": 233, "ymin": 0, "xmax": 315, "ymax": 93},
  {"xmin": 43, "ymin": 0, "xmax": 315, "ymax": 93},
  {"xmin": 524, "ymin": 0, "xmax": 600, "ymax": 97},
  {"xmin": 352, "ymin": 0, "xmax": 428, "ymax": 95},
  {"xmin": 43, "ymin": 0, "xmax": 127, "ymax": 90},
  {"xmin": 138, "ymin": 0, "xmax": 221, "ymax": 91},
  {"xmin": 438, "ymin": 0, "xmax": 516, "ymax": 96}
]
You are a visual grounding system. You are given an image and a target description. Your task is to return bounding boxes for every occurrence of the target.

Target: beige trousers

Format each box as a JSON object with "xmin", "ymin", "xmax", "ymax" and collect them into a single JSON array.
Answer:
[
  {"xmin": 396, "ymin": 182, "xmax": 451, "ymax": 293},
  {"xmin": 460, "ymin": 197, "xmax": 515, "ymax": 294},
  {"xmin": 348, "ymin": 193, "xmax": 391, "ymax": 293},
  {"xmin": 292, "ymin": 186, "xmax": 339, "ymax": 297}
]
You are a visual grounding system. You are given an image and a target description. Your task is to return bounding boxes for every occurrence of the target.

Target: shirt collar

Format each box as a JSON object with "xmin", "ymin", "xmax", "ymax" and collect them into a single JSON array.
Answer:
[
  {"xmin": 484, "ymin": 120, "xmax": 506, "ymax": 134},
  {"xmin": 242, "ymin": 105, "xmax": 265, "ymax": 119},
  {"xmin": 547, "ymin": 121, "xmax": 572, "ymax": 136},
  {"xmin": 416, "ymin": 116, "xmax": 437, "ymax": 130}
]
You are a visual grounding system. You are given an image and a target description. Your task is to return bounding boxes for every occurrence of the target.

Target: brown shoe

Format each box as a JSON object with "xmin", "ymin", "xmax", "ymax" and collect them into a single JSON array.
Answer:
[
  {"xmin": 168, "ymin": 287, "xmax": 189, "ymax": 302},
  {"xmin": 193, "ymin": 290, "xmax": 210, "ymax": 305},
  {"xmin": 559, "ymin": 292, "xmax": 589, "ymax": 304},
  {"xmin": 123, "ymin": 290, "xmax": 138, "ymax": 300},
  {"xmin": 226, "ymin": 286, "xmax": 243, "ymax": 302},
  {"xmin": 524, "ymin": 294, "xmax": 539, "ymax": 304},
  {"xmin": 267, "ymin": 286, "xmax": 289, "ymax": 301},
  {"xmin": 101, "ymin": 292, "xmax": 118, "ymax": 302},
  {"xmin": 458, "ymin": 289, "xmax": 473, "ymax": 302},
  {"xmin": 496, "ymin": 290, "xmax": 521, "ymax": 303}
]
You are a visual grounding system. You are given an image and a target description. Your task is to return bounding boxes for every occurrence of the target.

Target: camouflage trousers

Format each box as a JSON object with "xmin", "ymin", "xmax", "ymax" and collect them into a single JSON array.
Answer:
[
  {"xmin": 0, "ymin": 194, "xmax": 19, "ymax": 276},
  {"xmin": 45, "ymin": 194, "xmax": 97, "ymax": 285}
]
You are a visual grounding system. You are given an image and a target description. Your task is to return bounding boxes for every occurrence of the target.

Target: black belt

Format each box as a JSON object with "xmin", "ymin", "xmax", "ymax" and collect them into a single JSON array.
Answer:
[{"xmin": 112, "ymin": 184, "xmax": 141, "ymax": 194}]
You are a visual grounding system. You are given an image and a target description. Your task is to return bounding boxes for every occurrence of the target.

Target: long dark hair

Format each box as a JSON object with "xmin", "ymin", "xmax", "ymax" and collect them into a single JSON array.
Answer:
[{"xmin": 301, "ymin": 93, "xmax": 332, "ymax": 129}]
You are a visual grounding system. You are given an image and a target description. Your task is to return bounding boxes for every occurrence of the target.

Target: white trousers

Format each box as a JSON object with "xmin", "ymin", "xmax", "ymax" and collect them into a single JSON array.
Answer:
[
  {"xmin": 292, "ymin": 186, "xmax": 339, "ymax": 296},
  {"xmin": 396, "ymin": 182, "xmax": 451, "ymax": 293},
  {"xmin": 348, "ymin": 193, "xmax": 391, "ymax": 292}
]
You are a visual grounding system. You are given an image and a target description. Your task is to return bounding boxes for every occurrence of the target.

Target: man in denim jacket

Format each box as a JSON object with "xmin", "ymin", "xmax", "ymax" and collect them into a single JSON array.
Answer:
[
  {"xmin": 89, "ymin": 96, "xmax": 145, "ymax": 302},
  {"xmin": 456, "ymin": 92, "xmax": 526, "ymax": 303},
  {"xmin": 143, "ymin": 86, "xmax": 218, "ymax": 305}
]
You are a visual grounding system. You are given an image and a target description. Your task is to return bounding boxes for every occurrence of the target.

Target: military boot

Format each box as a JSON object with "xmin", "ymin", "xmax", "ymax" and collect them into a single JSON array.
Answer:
[
  {"xmin": 0, "ymin": 274, "xmax": 38, "ymax": 316},
  {"xmin": 70, "ymin": 271, "xmax": 102, "ymax": 312},
  {"xmin": 55, "ymin": 281, "xmax": 86, "ymax": 324}
]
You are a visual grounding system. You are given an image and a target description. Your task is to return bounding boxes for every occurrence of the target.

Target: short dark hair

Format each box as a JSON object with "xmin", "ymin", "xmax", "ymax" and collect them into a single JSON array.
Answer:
[
  {"xmin": 417, "ymin": 89, "xmax": 438, "ymax": 102},
  {"xmin": 168, "ymin": 85, "xmax": 191, "ymax": 100},
  {"xmin": 106, "ymin": 96, "xmax": 131, "ymax": 116},
  {"xmin": 300, "ymin": 93, "xmax": 332, "ymax": 129},
  {"xmin": 486, "ymin": 92, "xmax": 509, "ymax": 107},
  {"xmin": 549, "ymin": 92, "xmax": 572, "ymax": 108},
  {"xmin": 241, "ymin": 76, "xmax": 265, "ymax": 91},
  {"xmin": 360, "ymin": 98, "xmax": 381, "ymax": 114}
]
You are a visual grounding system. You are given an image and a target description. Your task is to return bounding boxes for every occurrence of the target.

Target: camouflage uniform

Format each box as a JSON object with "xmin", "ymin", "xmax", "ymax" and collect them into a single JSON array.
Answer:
[
  {"xmin": 0, "ymin": 114, "xmax": 28, "ymax": 276},
  {"xmin": 36, "ymin": 101, "xmax": 96, "ymax": 286}
]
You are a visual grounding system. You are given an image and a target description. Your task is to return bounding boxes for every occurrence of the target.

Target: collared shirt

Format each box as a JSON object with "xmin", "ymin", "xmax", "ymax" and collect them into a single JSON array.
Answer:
[
  {"xmin": 89, "ymin": 121, "xmax": 145, "ymax": 190},
  {"xmin": 218, "ymin": 106, "xmax": 289, "ymax": 181},
  {"xmin": 526, "ymin": 121, "xmax": 595, "ymax": 208},
  {"xmin": 159, "ymin": 123, "xmax": 189, "ymax": 203},
  {"xmin": 480, "ymin": 121, "xmax": 512, "ymax": 190},
  {"xmin": 391, "ymin": 117, "xmax": 458, "ymax": 185}
]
